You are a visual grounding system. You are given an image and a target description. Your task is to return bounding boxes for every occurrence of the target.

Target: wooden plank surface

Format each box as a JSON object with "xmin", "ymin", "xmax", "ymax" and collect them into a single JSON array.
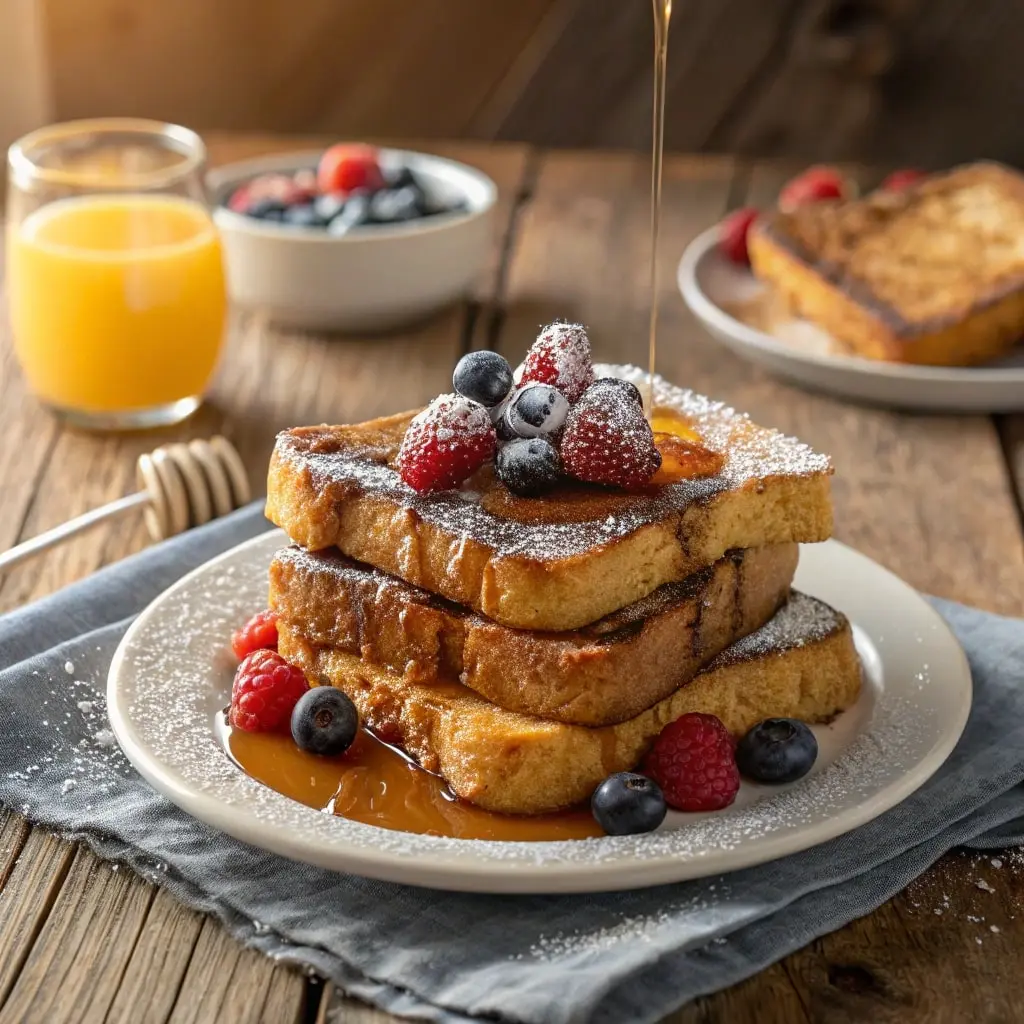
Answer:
[
  {"xmin": 43, "ymin": 0, "xmax": 560, "ymax": 139},
  {"xmin": 2, "ymin": 139, "xmax": 1023, "ymax": 1023}
]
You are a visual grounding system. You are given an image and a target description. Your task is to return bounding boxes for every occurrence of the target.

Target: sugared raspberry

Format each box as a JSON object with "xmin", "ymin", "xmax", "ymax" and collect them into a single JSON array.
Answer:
[
  {"xmin": 519, "ymin": 322, "xmax": 595, "ymax": 403},
  {"xmin": 644, "ymin": 712, "xmax": 740, "ymax": 812},
  {"xmin": 397, "ymin": 393, "xmax": 497, "ymax": 493},
  {"xmin": 778, "ymin": 166, "xmax": 847, "ymax": 212},
  {"xmin": 230, "ymin": 650, "xmax": 308, "ymax": 733},
  {"xmin": 880, "ymin": 168, "xmax": 925, "ymax": 192},
  {"xmin": 719, "ymin": 207, "xmax": 759, "ymax": 265},
  {"xmin": 231, "ymin": 609, "xmax": 279, "ymax": 660},
  {"xmin": 560, "ymin": 380, "xmax": 661, "ymax": 488}
]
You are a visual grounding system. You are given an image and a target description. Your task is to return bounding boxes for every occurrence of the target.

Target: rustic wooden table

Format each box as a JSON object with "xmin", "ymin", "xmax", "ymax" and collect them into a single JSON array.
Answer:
[{"xmin": 1, "ymin": 134, "xmax": 1023, "ymax": 1024}]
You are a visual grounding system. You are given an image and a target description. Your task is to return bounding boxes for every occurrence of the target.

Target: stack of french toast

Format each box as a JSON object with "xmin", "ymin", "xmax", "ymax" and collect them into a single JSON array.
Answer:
[{"xmin": 265, "ymin": 324, "xmax": 862, "ymax": 820}]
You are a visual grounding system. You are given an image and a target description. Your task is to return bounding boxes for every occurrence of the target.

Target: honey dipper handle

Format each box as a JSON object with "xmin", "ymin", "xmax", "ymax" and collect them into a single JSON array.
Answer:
[
  {"xmin": 0, "ymin": 491, "xmax": 151, "ymax": 574},
  {"xmin": 0, "ymin": 436, "xmax": 251, "ymax": 575}
]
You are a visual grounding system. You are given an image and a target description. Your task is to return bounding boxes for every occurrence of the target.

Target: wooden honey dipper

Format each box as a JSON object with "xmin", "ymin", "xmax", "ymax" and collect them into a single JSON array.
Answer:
[{"xmin": 0, "ymin": 437, "xmax": 252, "ymax": 573}]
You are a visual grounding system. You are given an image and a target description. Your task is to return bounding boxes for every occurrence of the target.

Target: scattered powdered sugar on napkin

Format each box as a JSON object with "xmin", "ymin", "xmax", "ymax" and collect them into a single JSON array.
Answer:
[{"xmin": 1, "ymin": 503, "xmax": 1023, "ymax": 1024}]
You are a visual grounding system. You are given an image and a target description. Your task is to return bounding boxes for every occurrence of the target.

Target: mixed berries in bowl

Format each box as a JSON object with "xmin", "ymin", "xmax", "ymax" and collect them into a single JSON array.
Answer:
[
  {"xmin": 208, "ymin": 145, "xmax": 496, "ymax": 332},
  {"xmin": 223, "ymin": 143, "xmax": 471, "ymax": 235}
]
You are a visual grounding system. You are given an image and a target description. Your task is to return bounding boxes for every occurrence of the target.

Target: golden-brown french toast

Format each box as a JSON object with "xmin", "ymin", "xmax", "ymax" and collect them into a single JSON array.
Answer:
[
  {"xmin": 277, "ymin": 592, "xmax": 862, "ymax": 815},
  {"xmin": 749, "ymin": 161, "xmax": 1024, "ymax": 366},
  {"xmin": 270, "ymin": 542, "xmax": 798, "ymax": 727},
  {"xmin": 266, "ymin": 365, "xmax": 832, "ymax": 631}
]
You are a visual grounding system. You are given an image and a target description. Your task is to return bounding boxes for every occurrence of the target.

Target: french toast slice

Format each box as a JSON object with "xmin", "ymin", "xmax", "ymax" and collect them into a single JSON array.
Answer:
[
  {"xmin": 269, "ymin": 542, "xmax": 798, "ymax": 727},
  {"xmin": 266, "ymin": 364, "xmax": 832, "ymax": 631},
  {"xmin": 749, "ymin": 161, "xmax": 1024, "ymax": 366},
  {"xmin": 277, "ymin": 592, "xmax": 862, "ymax": 816}
]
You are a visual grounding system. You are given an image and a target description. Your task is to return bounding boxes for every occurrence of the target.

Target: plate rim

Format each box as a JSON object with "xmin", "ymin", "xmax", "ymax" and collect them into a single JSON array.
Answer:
[
  {"xmin": 678, "ymin": 224, "xmax": 1024, "ymax": 386},
  {"xmin": 107, "ymin": 530, "xmax": 973, "ymax": 894}
]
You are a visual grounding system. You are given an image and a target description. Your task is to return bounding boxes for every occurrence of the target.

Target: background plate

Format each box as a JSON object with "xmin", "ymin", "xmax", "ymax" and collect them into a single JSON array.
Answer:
[
  {"xmin": 679, "ymin": 225, "xmax": 1024, "ymax": 413},
  {"xmin": 108, "ymin": 531, "xmax": 971, "ymax": 894}
]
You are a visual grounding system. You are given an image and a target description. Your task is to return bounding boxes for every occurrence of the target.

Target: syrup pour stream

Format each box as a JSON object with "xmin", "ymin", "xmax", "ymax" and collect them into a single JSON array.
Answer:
[{"xmin": 647, "ymin": 0, "xmax": 673, "ymax": 410}]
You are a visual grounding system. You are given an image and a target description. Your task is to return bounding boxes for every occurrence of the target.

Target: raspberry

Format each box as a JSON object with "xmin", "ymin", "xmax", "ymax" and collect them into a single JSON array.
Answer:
[
  {"xmin": 880, "ymin": 168, "xmax": 925, "ymax": 192},
  {"xmin": 519, "ymin": 322, "xmax": 595, "ymax": 403},
  {"xmin": 719, "ymin": 207, "xmax": 759, "ymax": 265},
  {"xmin": 228, "ymin": 174, "xmax": 309, "ymax": 213},
  {"xmin": 560, "ymin": 381, "xmax": 661, "ymax": 488},
  {"xmin": 397, "ymin": 393, "xmax": 496, "ymax": 493},
  {"xmin": 778, "ymin": 166, "xmax": 847, "ymax": 212},
  {"xmin": 230, "ymin": 650, "xmax": 308, "ymax": 733},
  {"xmin": 231, "ymin": 609, "xmax": 279, "ymax": 660},
  {"xmin": 644, "ymin": 713, "xmax": 740, "ymax": 812},
  {"xmin": 317, "ymin": 143, "xmax": 385, "ymax": 195}
]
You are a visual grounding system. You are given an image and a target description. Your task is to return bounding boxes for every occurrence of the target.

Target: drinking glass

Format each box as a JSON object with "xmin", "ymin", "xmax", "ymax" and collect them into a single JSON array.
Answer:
[{"xmin": 6, "ymin": 118, "xmax": 227, "ymax": 429}]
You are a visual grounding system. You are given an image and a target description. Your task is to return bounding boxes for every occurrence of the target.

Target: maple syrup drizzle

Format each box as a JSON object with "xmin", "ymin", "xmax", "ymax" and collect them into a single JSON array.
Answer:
[
  {"xmin": 646, "ymin": 0, "xmax": 673, "ymax": 412},
  {"xmin": 217, "ymin": 713, "xmax": 602, "ymax": 842},
  {"xmin": 649, "ymin": 406, "xmax": 724, "ymax": 484}
]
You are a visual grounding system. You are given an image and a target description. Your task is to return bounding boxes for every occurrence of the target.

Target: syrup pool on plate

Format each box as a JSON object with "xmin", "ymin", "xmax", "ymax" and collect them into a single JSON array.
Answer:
[{"xmin": 218, "ymin": 713, "xmax": 602, "ymax": 842}]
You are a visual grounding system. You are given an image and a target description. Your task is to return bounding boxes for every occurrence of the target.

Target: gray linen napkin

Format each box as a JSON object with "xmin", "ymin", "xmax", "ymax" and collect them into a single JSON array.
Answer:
[{"xmin": 1, "ymin": 502, "xmax": 1022, "ymax": 1024}]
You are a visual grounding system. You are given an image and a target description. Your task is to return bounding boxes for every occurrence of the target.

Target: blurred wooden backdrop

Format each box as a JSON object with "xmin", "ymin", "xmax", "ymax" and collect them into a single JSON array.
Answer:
[{"xmin": 4, "ymin": 0, "xmax": 1024, "ymax": 166}]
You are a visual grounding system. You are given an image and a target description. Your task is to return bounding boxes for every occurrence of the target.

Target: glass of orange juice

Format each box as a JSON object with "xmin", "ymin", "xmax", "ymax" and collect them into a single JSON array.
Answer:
[{"xmin": 6, "ymin": 118, "xmax": 226, "ymax": 429}]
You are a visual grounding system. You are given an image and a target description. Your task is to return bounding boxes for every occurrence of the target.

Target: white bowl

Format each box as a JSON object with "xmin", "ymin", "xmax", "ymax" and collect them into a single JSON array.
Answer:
[{"xmin": 207, "ymin": 148, "xmax": 497, "ymax": 332}]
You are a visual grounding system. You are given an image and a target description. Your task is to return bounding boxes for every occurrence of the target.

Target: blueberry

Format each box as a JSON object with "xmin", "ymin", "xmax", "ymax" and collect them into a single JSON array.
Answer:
[
  {"xmin": 384, "ymin": 165, "xmax": 417, "ymax": 190},
  {"xmin": 247, "ymin": 198, "xmax": 287, "ymax": 221},
  {"xmin": 591, "ymin": 772, "xmax": 667, "ymax": 836},
  {"xmin": 453, "ymin": 350, "xmax": 514, "ymax": 408},
  {"xmin": 496, "ymin": 437, "xmax": 562, "ymax": 497},
  {"xmin": 283, "ymin": 203, "xmax": 322, "ymax": 228},
  {"xmin": 736, "ymin": 718, "xmax": 818, "ymax": 784},
  {"xmin": 369, "ymin": 187, "xmax": 420, "ymax": 224},
  {"xmin": 507, "ymin": 383, "xmax": 569, "ymax": 438},
  {"xmin": 291, "ymin": 686, "xmax": 358, "ymax": 757},
  {"xmin": 327, "ymin": 191, "xmax": 371, "ymax": 236},
  {"xmin": 314, "ymin": 193, "xmax": 346, "ymax": 222},
  {"xmin": 589, "ymin": 377, "xmax": 644, "ymax": 407},
  {"xmin": 495, "ymin": 406, "xmax": 517, "ymax": 442}
]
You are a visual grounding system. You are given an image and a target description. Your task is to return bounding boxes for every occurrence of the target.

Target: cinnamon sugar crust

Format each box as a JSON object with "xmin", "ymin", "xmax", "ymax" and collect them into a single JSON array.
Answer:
[
  {"xmin": 266, "ymin": 364, "xmax": 832, "ymax": 631},
  {"xmin": 270, "ymin": 542, "xmax": 798, "ymax": 726},
  {"xmin": 277, "ymin": 592, "xmax": 862, "ymax": 815}
]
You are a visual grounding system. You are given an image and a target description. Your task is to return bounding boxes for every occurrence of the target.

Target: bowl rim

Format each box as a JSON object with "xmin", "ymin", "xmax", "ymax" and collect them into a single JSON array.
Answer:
[{"xmin": 207, "ymin": 146, "xmax": 497, "ymax": 244}]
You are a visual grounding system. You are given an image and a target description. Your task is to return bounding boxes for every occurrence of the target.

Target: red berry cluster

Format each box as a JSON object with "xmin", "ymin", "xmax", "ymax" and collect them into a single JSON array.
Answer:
[
  {"xmin": 720, "ymin": 163, "xmax": 925, "ymax": 266},
  {"xmin": 228, "ymin": 609, "xmax": 309, "ymax": 734},
  {"xmin": 396, "ymin": 325, "xmax": 662, "ymax": 494}
]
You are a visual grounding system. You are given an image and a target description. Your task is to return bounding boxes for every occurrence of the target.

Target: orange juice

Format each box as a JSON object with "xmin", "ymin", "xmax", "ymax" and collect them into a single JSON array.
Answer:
[{"xmin": 7, "ymin": 194, "xmax": 226, "ymax": 415}]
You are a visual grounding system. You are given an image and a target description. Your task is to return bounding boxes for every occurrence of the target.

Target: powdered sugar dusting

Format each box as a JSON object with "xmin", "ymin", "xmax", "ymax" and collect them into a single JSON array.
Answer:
[
  {"xmin": 107, "ymin": 532, "xmax": 947, "ymax": 889},
  {"xmin": 409, "ymin": 393, "xmax": 493, "ymax": 441},
  {"xmin": 612, "ymin": 363, "xmax": 832, "ymax": 485},
  {"xmin": 521, "ymin": 322, "xmax": 595, "ymax": 402},
  {"xmin": 275, "ymin": 364, "xmax": 831, "ymax": 564},
  {"xmin": 707, "ymin": 591, "xmax": 844, "ymax": 669}
]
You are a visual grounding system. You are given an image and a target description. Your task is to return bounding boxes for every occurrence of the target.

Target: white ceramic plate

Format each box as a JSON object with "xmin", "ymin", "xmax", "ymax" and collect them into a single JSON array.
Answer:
[
  {"xmin": 679, "ymin": 225, "xmax": 1024, "ymax": 412},
  {"xmin": 108, "ymin": 531, "xmax": 971, "ymax": 894}
]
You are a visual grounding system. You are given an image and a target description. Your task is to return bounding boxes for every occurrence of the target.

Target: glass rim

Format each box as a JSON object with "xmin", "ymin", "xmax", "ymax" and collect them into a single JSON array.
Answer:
[{"xmin": 8, "ymin": 117, "xmax": 207, "ymax": 191}]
